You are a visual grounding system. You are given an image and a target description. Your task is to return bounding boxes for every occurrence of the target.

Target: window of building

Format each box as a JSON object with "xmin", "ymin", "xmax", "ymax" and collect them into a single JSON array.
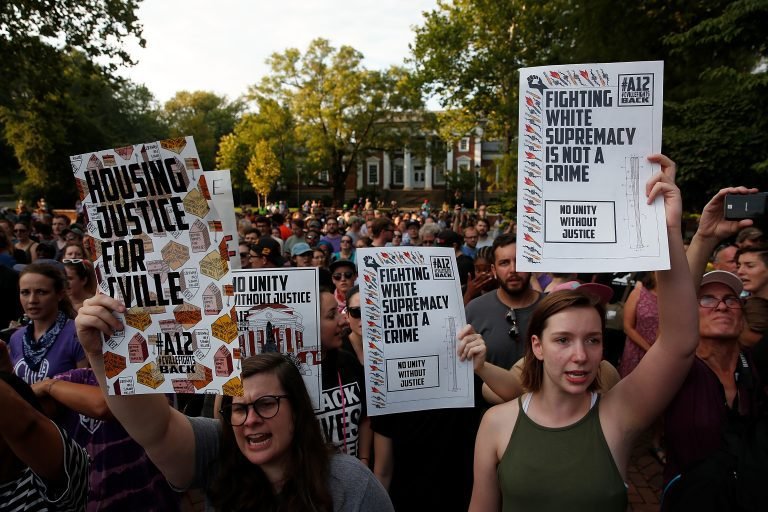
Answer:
[
  {"xmin": 457, "ymin": 156, "xmax": 471, "ymax": 173},
  {"xmin": 367, "ymin": 161, "xmax": 379, "ymax": 185},
  {"xmin": 319, "ymin": 170, "xmax": 329, "ymax": 182},
  {"xmin": 459, "ymin": 137, "xmax": 470, "ymax": 152},
  {"xmin": 393, "ymin": 158, "xmax": 404, "ymax": 185}
]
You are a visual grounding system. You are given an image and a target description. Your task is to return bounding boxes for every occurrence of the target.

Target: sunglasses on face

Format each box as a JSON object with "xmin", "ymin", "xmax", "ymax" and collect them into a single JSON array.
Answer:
[
  {"xmin": 333, "ymin": 271, "xmax": 355, "ymax": 281},
  {"xmin": 698, "ymin": 295, "xmax": 743, "ymax": 309},
  {"xmin": 506, "ymin": 308, "xmax": 518, "ymax": 339},
  {"xmin": 240, "ymin": 252, "xmax": 249, "ymax": 258},
  {"xmin": 345, "ymin": 306, "xmax": 362, "ymax": 319}
]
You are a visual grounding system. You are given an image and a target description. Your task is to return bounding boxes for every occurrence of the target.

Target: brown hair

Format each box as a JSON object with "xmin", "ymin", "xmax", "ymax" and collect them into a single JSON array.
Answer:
[
  {"xmin": 210, "ymin": 353, "xmax": 332, "ymax": 512},
  {"xmin": 521, "ymin": 290, "xmax": 605, "ymax": 392},
  {"xmin": 19, "ymin": 263, "xmax": 76, "ymax": 319}
]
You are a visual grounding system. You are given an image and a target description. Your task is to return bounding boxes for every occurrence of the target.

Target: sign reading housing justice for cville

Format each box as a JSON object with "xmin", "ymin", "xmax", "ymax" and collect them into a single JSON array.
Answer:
[
  {"xmin": 71, "ymin": 137, "xmax": 242, "ymax": 396},
  {"xmin": 516, "ymin": 61, "xmax": 668, "ymax": 272},
  {"xmin": 357, "ymin": 247, "xmax": 474, "ymax": 415}
]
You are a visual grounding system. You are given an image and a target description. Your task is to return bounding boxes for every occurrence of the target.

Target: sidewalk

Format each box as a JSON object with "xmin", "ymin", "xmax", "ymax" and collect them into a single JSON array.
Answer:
[{"xmin": 626, "ymin": 429, "xmax": 664, "ymax": 511}]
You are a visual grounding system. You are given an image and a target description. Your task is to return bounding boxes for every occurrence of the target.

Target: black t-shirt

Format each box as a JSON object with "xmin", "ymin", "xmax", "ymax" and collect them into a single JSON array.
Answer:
[
  {"xmin": 371, "ymin": 407, "xmax": 480, "ymax": 512},
  {"xmin": 318, "ymin": 349, "xmax": 366, "ymax": 456}
]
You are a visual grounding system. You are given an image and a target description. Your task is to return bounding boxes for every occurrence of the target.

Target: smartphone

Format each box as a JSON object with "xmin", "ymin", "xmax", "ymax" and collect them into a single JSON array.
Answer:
[{"xmin": 724, "ymin": 192, "xmax": 767, "ymax": 220}]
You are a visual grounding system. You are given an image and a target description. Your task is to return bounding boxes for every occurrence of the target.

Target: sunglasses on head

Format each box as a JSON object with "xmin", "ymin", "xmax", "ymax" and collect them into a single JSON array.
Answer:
[
  {"xmin": 345, "ymin": 306, "xmax": 362, "ymax": 319},
  {"xmin": 333, "ymin": 271, "xmax": 355, "ymax": 280},
  {"xmin": 506, "ymin": 308, "xmax": 518, "ymax": 339}
]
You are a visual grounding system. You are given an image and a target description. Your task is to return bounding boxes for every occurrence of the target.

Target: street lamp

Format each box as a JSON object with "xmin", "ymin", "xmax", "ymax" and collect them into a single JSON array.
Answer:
[
  {"xmin": 296, "ymin": 165, "xmax": 302, "ymax": 209},
  {"xmin": 474, "ymin": 163, "xmax": 480, "ymax": 210}
]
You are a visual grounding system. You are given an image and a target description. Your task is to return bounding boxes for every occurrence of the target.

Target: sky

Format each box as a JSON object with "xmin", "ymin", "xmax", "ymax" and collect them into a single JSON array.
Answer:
[{"xmin": 120, "ymin": 0, "xmax": 439, "ymax": 105}]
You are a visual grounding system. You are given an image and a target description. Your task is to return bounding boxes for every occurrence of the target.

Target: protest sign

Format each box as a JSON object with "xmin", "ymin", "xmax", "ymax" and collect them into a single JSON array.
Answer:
[
  {"xmin": 70, "ymin": 137, "xmax": 241, "ymax": 395},
  {"xmin": 357, "ymin": 247, "xmax": 473, "ymax": 415},
  {"xmin": 232, "ymin": 267, "xmax": 322, "ymax": 411},
  {"xmin": 517, "ymin": 61, "xmax": 667, "ymax": 272}
]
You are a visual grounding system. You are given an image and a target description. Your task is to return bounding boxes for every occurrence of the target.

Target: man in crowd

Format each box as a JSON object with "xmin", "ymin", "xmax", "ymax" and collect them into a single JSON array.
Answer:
[
  {"xmin": 283, "ymin": 219, "xmax": 306, "ymax": 258},
  {"xmin": 662, "ymin": 187, "xmax": 767, "ymax": 509},
  {"xmin": 51, "ymin": 214, "xmax": 70, "ymax": 256},
  {"xmin": 321, "ymin": 216, "xmax": 343, "ymax": 253},
  {"xmin": 712, "ymin": 244, "xmax": 739, "ymax": 273},
  {"xmin": 239, "ymin": 242, "xmax": 251, "ymax": 270},
  {"xmin": 462, "ymin": 226, "xmax": 479, "ymax": 259},
  {"xmin": 465, "ymin": 234, "xmax": 541, "ymax": 369},
  {"xmin": 248, "ymin": 237, "xmax": 286, "ymax": 268},
  {"xmin": 402, "ymin": 221, "xmax": 420, "ymax": 246},
  {"xmin": 436, "ymin": 229, "xmax": 473, "ymax": 292},
  {"xmin": 370, "ymin": 218, "xmax": 395, "ymax": 248},
  {"xmin": 475, "ymin": 218, "xmax": 494, "ymax": 248},
  {"xmin": 254, "ymin": 216, "xmax": 272, "ymax": 237},
  {"xmin": 419, "ymin": 224, "xmax": 440, "ymax": 247},
  {"xmin": 290, "ymin": 243, "xmax": 314, "ymax": 267}
]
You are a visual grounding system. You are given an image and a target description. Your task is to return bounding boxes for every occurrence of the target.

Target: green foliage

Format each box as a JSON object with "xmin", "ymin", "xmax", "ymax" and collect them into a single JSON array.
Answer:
[
  {"xmin": 246, "ymin": 140, "xmax": 282, "ymax": 202},
  {"xmin": 162, "ymin": 91, "xmax": 243, "ymax": 172},
  {"xmin": 255, "ymin": 38, "xmax": 423, "ymax": 204}
]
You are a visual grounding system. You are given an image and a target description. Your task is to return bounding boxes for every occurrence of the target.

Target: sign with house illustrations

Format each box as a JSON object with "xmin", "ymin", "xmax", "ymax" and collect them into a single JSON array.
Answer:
[
  {"xmin": 70, "ymin": 137, "xmax": 241, "ymax": 395},
  {"xmin": 357, "ymin": 247, "xmax": 474, "ymax": 415},
  {"xmin": 516, "ymin": 61, "xmax": 668, "ymax": 272},
  {"xmin": 232, "ymin": 267, "xmax": 323, "ymax": 410}
]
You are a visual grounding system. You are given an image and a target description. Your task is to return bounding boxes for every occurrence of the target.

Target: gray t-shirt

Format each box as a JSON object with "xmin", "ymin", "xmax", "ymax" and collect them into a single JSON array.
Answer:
[
  {"xmin": 187, "ymin": 416, "xmax": 393, "ymax": 512},
  {"xmin": 465, "ymin": 291, "xmax": 541, "ymax": 369}
]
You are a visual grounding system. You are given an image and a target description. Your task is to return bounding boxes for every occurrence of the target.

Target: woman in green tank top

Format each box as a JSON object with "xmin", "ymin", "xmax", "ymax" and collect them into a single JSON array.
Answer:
[{"xmin": 463, "ymin": 155, "xmax": 700, "ymax": 511}]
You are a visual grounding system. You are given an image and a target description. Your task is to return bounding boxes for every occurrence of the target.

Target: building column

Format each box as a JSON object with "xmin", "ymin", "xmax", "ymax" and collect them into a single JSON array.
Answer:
[
  {"xmin": 356, "ymin": 162, "xmax": 363, "ymax": 190},
  {"xmin": 425, "ymin": 155, "xmax": 433, "ymax": 191},
  {"xmin": 403, "ymin": 147, "xmax": 413, "ymax": 190},
  {"xmin": 383, "ymin": 152, "xmax": 391, "ymax": 190},
  {"xmin": 446, "ymin": 146, "xmax": 454, "ymax": 173}
]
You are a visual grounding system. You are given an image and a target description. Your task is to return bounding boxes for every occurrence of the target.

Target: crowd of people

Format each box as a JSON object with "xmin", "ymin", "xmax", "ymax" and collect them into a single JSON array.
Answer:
[{"xmin": 0, "ymin": 154, "xmax": 767, "ymax": 511}]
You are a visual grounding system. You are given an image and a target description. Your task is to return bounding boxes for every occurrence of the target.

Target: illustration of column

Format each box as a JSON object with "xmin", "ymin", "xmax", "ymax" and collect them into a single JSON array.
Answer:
[
  {"xmin": 626, "ymin": 156, "xmax": 645, "ymax": 249},
  {"xmin": 444, "ymin": 317, "xmax": 459, "ymax": 392}
]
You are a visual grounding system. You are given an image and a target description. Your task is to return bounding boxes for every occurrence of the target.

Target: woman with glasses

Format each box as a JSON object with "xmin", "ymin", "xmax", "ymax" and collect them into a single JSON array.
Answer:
[
  {"xmin": 8, "ymin": 263, "xmax": 87, "ymax": 384},
  {"xmin": 332, "ymin": 236, "xmax": 356, "ymax": 264},
  {"xmin": 13, "ymin": 222, "xmax": 38, "ymax": 264},
  {"xmin": 329, "ymin": 261, "xmax": 357, "ymax": 312},
  {"xmin": 63, "ymin": 259, "xmax": 97, "ymax": 312},
  {"xmin": 391, "ymin": 231, "xmax": 403, "ymax": 247},
  {"xmin": 74, "ymin": 298, "xmax": 393, "ymax": 511},
  {"xmin": 467, "ymin": 155, "xmax": 700, "ymax": 511}
]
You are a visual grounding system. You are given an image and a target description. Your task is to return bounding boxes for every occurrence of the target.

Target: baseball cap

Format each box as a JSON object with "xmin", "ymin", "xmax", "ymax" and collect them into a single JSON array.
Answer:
[
  {"xmin": 329, "ymin": 259, "xmax": 356, "ymax": 275},
  {"xmin": 701, "ymin": 270, "xmax": 743, "ymax": 296},
  {"xmin": 252, "ymin": 237, "xmax": 286, "ymax": 267},
  {"xmin": 291, "ymin": 242, "xmax": 313, "ymax": 257},
  {"xmin": 551, "ymin": 281, "xmax": 614, "ymax": 305}
]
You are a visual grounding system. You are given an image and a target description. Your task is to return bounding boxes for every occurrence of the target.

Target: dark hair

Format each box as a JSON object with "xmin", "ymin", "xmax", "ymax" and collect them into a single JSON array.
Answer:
[
  {"xmin": 475, "ymin": 246, "xmax": 493, "ymax": 263},
  {"xmin": 34, "ymin": 222, "xmax": 52, "ymax": 238},
  {"xmin": 639, "ymin": 271, "xmax": 657, "ymax": 290},
  {"xmin": 34, "ymin": 242, "xmax": 56, "ymax": 260},
  {"xmin": 371, "ymin": 217, "xmax": 394, "ymax": 237},
  {"xmin": 210, "ymin": 354, "xmax": 332, "ymax": 511},
  {"xmin": 521, "ymin": 290, "xmax": 604, "ymax": 392},
  {"xmin": 736, "ymin": 227, "xmax": 765, "ymax": 246},
  {"xmin": 345, "ymin": 284, "xmax": 360, "ymax": 303},
  {"xmin": 19, "ymin": 263, "xmax": 76, "ymax": 319},
  {"xmin": 490, "ymin": 233, "xmax": 517, "ymax": 264},
  {"xmin": 736, "ymin": 244, "xmax": 768, "ymax": 267}
]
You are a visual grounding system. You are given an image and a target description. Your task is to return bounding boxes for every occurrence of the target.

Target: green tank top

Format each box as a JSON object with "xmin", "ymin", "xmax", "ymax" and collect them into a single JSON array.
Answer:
[{"xmin": 497, "ymin": 393, "xmax": 627, "ymax": 512}]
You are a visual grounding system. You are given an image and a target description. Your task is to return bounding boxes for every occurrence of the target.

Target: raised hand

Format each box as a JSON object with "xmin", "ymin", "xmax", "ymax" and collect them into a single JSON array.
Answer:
[
  {"xmin": 75, "ymin": 294, "xmax": 126, "ymax": 358},
  {"xmin": 457, "ymin": 324, "xmax": 487, "ymax": 372}
]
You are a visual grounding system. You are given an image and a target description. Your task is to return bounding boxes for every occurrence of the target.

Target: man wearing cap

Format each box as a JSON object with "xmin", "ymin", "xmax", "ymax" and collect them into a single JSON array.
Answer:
[
  {"xmin": 249, "ymin": 237, "xmax": 286, "ymax": 268},
  {"xmin": 402, "ymin": 221, "xmax": 420, "ymax": 246},
  {"xmin": 661, "ymin": 186, "xmax": 767, "ymax": 507},
  {"xmin": 290, "ymin": 243, "xmax": 314, "ymax": 267}
]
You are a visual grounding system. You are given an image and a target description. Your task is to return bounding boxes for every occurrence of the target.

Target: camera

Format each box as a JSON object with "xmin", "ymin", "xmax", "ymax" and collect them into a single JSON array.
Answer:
[{"xmin": 724, "ymin": 192, "xmax": 767, "ymax": 222}]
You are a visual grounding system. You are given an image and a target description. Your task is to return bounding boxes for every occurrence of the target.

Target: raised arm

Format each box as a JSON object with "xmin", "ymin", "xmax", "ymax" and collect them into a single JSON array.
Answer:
[
  {"xmin": 75, "ymin": 294, "xmax": 197, "ymax": 488},
  {"xmin": 603, "ymin": 155, "xmax": 698, "ymax": 437},
  {"xmin": 457, "ymin": 325, "xmax": 525, "ymax": 402},
  {"xmin": 686, "ymin": 187, "xmax": 756, "ymax": 288},
  {"xmin": 32, "ymin": 377, "xmax": 113, "ymax": 421}
]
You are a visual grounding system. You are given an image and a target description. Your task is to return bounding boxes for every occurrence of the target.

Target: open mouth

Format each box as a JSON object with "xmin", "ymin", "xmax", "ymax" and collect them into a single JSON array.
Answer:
[
  {"xmin": 564, "ymin": 370, "xmax": 590, "ymax": 383},
  {"xmin": 246, "ymin": 433, "xmax": 272, "ymax": 447}
]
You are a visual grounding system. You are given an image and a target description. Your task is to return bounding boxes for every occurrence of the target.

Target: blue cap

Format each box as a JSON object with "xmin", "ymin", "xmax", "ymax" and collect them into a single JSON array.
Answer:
[{"xmin": 291, "ymin": 242, "xmax": 313, "ymax": 256}]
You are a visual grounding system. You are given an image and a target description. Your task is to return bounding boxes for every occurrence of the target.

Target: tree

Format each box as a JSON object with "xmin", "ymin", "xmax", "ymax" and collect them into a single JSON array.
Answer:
[
  {"xmin": 162, "ymin": 91, "xmax": 244, "ymax": 172},
  {"xmin": 246, "ymin": 140, "xmax": 282, "ymax": 208},
  {"xmin": 255, "ymin": 38, "xmax": 422, "ymax": 204}
]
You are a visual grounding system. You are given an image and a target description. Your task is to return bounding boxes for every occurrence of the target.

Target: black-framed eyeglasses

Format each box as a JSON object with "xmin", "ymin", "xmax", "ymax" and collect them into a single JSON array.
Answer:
[
  {"xmin": 333, "ymin": 271, "xmax": 354, "ymax": 280},
  {"xmin": 345, "ymin": 306, "xmax": 362, "ymax": 319},
  {"xmin": 506, "ymin": 308, "xmax": 518, "ymax": 338},
  {"xmin": 220, "ymin": 395, "xmax": 289, "ymax": 426},
  {"xmin": 698, "ymin": 295, "xmax": 743, "ymax": 309}
]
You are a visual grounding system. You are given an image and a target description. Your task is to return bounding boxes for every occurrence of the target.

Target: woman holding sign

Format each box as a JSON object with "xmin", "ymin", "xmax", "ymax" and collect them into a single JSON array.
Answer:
[
  {"xmin": 74, "ymin": 297, "xmax": 393, "ymax": 512},
  {"xmin": 466, "ymin": 155, "xmax": 698, "ymax": 511}
]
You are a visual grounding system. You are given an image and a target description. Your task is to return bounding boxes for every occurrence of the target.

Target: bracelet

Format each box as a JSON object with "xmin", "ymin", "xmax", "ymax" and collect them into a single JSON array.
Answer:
[{"xmin": 47, "ymin": 378, "xmax": 58, "ymax": 395}]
